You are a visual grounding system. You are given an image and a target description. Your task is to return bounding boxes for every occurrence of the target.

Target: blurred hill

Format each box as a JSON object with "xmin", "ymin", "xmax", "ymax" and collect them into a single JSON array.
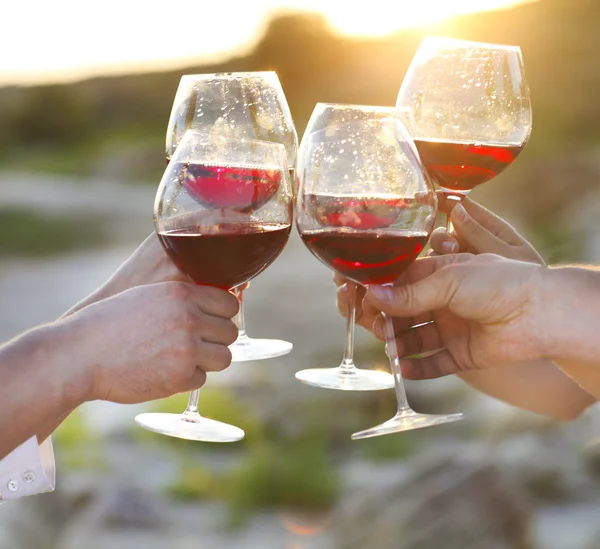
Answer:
[{"xmin": 0, "ymin": 0, "xmax": 599, "ymax": 261}]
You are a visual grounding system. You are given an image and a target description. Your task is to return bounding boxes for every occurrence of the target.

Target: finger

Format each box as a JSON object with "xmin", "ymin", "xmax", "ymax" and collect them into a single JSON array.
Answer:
[
  {"xmin": 429, "ymin": 227, "xmax": 460, "ymax": 255},
  {"xmin": 400, "ymin": 349, "xmax": 462, "ymax": 380},
  {"xmin": 364, "ymin": 255, "xmax": 470, "ymax": 318},
  {"xmin": 180, "ymin": 368, "xmax": 208, "ymax": 392},
  {"xmin": 197, "ymin": 341, "xmax": 233, "ymax": 372},
  {"xmin": 333, "ymin": 272, "xmax": 350, "ymax": 287},
  {"xmin": 453, "ymin": 198, "xmax": 524, "ymax": 246},
  {"xmin": 395, "ymin": 322, "xmax": 443, "ymax": 357},
  {"xmin": 198, "ymin": 316, "xmax": 239, "ymax": 346},
  {"xmin": 190, "ymin": 285, "xmax": 240, "ymax": 319},
  {"xmin": 449, "ymin": 203, "xmax": 513, "ymax": 256}
]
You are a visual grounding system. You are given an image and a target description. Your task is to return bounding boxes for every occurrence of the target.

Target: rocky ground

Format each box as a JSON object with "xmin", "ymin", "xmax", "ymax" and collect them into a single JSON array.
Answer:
[{"xmin": 1, "ymin": 172, "xmax": 600, "ymax": 549}]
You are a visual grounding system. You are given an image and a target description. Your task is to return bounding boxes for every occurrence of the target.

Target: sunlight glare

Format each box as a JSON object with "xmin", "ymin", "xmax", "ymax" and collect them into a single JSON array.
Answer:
[{"xmin": 318, "ymin": 0, "xmax": 532, "ymax": 36}]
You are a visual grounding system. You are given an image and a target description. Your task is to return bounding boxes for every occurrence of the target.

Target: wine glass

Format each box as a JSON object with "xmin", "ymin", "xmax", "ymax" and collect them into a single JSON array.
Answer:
[
  {"xmin": 135, "ymin": 130, "xmax": 293, "ymax": 442},
  {"xmin": 166, "ymin": 72, "xmax": 298, "ymax": 362},
  {"xmin": 396, "ymin": 37, "xmax": 532, "ymax": 230},
  {"xmin": 297, "ymin": 103, "xmax": 464, "ymax": 437},
  {"xmin": 295, "ymin": 104, "xmax": 400, "ymax": 392}
]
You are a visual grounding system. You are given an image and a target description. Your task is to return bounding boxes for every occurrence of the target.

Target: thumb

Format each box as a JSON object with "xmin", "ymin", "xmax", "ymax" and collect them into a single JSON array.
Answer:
[
  {"xmin": 450, "ymin": 203, "xmax": 507, "ymax": 255},
  {"xmin": 364, "ymin": 269, "xmax": 458, "ymax": 317}
]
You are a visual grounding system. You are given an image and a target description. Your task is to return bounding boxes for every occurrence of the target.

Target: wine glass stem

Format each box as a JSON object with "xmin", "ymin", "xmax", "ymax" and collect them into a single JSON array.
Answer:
[
  {"xmin": 380, "ymin": 284, "xmax": 410, "ymax": 415},
  {"xmin": 182, "ymin": 390, "xmax": 201, "ymax": 419},
  {"xmin": 234, "ymin": 288, "xmax": 247, "ymax": 339},
  {"xmin": 340, "ymin": 288, "xmax": 357, "ymax": 372}
]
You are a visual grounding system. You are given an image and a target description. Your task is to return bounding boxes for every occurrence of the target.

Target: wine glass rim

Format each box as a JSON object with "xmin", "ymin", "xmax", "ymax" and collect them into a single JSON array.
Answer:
[
  {"xmin": 420, "ymin": 35, "xmax": 522, "ymax": 52},
  {"xmin": 315, "ymin": 102, "xmax": 396, "ymax": 113},
  {"xmin": 180, "ymin": 71, "xmax": 279, "ymax": 80}
]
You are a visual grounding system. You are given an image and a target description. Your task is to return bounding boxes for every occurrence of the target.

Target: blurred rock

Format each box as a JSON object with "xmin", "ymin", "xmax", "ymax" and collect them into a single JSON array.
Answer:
[
  {"xmin": 56, "ymin": 484, "xmax": 168, "ymax": 549},
  {"xmin": 494, "ymin": 431, "xmax": 597, "ymax": 502},
  {"xmin": 331, "ymin": 456, "xmax": 531, "ymax": 549},
  {"xmin": 0, "ymin": 489, "xmax": 71, "ymax": 549},
  {"xmin": 531, "ymin": 503, "xmax": 600, "ymax": 549}
]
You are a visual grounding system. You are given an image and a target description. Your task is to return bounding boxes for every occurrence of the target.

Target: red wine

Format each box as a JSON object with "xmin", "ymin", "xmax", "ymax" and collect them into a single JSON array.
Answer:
[
  {"xmin": 413, "ymin": 140, "xmax": 524, "ymax": 192},
  {"xmin": 174, "ymin": 162, "xmax": 282, "ymax": 212},
  {"xmin": 305, "ymin": 194, "xmax": 412, "ymax": 230},
  {"xmin": 158, "ymin": 222, "xmax": 291, "ymax": 290},
  {"xmin": 301, "ymin": 228, "xmax": 428, "ymax": 285}
]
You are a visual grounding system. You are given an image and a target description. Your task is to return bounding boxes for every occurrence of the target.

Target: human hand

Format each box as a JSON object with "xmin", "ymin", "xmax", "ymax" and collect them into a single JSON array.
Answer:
[
  {"xmin": 430, "ymin": 194, "xmax": 545, "ymax": 264},
  {"xmin": 64, "ymin": 233, "xmax": 248, "ymax": 317},
  {"xmin": 360, "ymin": 253, "xmax": 549, "ymax": 379},
  {"xmin": 66, "ymin": 282, "xmax": 239, "ymax": 404}
]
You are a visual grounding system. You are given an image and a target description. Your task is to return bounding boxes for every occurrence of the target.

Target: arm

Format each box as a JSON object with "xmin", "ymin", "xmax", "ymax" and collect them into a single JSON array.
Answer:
[
  {"xmin": 457, "ymin": 363, "xmax": 596, "ymax": 420},
  {"xmin": 0, "ymin": 321, "xmax": 87, "ymax": 460},
  {"xmin": 361, "ymin": 255, "xmax": 600, "ymax": 403},
  {"xmin": 427, "ymin": 197, "xmax": 595, "ymax": 418},
  {"xmin": 29, "ymin": 233, "xmax": 187, "ymax": 446},
  {"xmin": 0, "ymin": 281, "xmax": 239, "ymax": 461}
]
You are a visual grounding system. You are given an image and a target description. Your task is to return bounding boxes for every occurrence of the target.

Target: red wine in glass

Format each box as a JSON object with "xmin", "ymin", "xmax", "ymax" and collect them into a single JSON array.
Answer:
[
  {"xmin": 174, "ymin": 161, "xmax": 283, "ymax": 213},
  {"xmin": 159, "ymin": 221, "xmax": 291, "ymax": 290},
  {"xmin": 305, "ymin": 193, "xmax": 412, "ymax": 229},
  {"xmin": 300, "ymin": 228, "xmax": 428, "ymax": 285},
  {"xmin": 413, "ymin": 140, "xmax": 524, "ymax": 193}
]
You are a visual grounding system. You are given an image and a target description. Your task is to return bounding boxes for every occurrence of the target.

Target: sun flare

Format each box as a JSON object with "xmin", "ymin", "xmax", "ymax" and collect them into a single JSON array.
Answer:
[
  {"xmin": 0, "ymin": 0, "xmax": 533, "ymax": 86},
  {"xmin": 318, "ymin": 0, "xmax": 532, "ymax": 36}
]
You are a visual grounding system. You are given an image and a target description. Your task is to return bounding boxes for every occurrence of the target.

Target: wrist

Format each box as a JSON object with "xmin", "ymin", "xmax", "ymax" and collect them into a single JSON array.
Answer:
[
  {"xmin": 44, "ymin": 317, "xmax": 96, "ymax": 406},
  {"xmin": 535, "ymin": 266, "xmax": 600, "ymax": 364}
]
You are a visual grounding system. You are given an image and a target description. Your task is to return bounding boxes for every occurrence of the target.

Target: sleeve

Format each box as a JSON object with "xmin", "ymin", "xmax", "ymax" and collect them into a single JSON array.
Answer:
[{"xmin": 0, "ymin": 436, "xmax": 55, "ymax": 501}]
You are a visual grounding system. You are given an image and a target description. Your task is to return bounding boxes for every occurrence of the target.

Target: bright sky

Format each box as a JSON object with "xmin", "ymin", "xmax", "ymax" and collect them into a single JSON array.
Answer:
[{"xmin": 1, "ymin": 0, "xmax": 533, "ymax": 86}]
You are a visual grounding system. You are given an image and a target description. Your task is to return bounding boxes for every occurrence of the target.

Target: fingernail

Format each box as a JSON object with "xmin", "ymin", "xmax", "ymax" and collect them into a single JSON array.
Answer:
[
  {"xmin": 442, "ymin": 240, "xmax": 459, "ymax": 253},
  {"xmin": 452, "ymin": 203, "xmax": 468, "ymax": 222},
  {"xmin": 340, "ymin": 283, "xmax": 350, "ymax": 294},
  {"xmin": 370, "ymin": 286, "xmax": 393, "ymax": 302}
]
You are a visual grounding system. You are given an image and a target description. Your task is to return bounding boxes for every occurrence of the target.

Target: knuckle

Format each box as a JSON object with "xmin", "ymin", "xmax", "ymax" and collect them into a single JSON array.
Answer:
[
  {"xmin": 223, "ymin": 320, "xmax": 239, "ymax": 345},
  {"xmin": 204, "ymin": 344, "xmax": 232, "ymax": 371}
]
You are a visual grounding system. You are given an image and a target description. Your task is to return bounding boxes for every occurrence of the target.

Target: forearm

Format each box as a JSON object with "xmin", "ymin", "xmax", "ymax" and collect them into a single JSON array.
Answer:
[
  {"xmin": 61, "ymin": 285, "xmax": 113, "ymax": 319},
  {"xmin": 0, "ymin": 321, "xmax": 88, "ymax": 459},
  {"xmin": 539, "ymin": 266, "xmax": 600, "ymax": 395},
  {"xmin": 458, "ymin": 360, "xmax": 595, "ymax": 421}
]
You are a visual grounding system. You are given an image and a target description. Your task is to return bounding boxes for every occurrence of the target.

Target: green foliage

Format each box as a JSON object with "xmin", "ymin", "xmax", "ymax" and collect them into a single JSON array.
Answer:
[
  {"xmin": 359, "ymin": 431, "xmax": 415, "ymax": 462},
  {"xmin": 166, "ymin": 461, "xmax": 219, "ymax": 501},
  {"xmin": 531, "ymin": 225, "xmax": 584, "ymax": 265},
  {"xmin": 165, "ymin": 430, "xmax": 340, "ymax": 529},
  {"xmin": 225, "ymin": 432, "xmax": 339, "ymax": 527},
  {"xmin": 8, "ymin": 85, "xmax": 92, "ymax": 147},
  {"xmin": 0, "ymin": 207, "xmax": 109, "ymax": 256},
  {"xmin": 54, "ymin": 409, "xmax": 109, "ymax": 471}
]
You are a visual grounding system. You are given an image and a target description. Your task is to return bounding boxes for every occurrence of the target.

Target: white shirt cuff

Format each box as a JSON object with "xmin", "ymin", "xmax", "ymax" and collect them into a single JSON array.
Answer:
[{"xmin": 0, "ymin": 436, "xmax": 55, "ymax": 501}]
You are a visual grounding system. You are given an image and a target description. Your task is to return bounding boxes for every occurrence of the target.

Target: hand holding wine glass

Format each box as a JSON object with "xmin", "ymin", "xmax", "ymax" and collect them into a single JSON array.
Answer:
[
  {"xmin": 396, "ymin": 37, "xmax": 532, "ymax": 229},
  {"xmin": 296, "ymin": 103, "xmax": 463, "ymax": 438},
  {"xmin": 135, "ymin": 130, "xmax": 293, "ymax": 442},
  {"xmin": 166, "ymin": 72, "xmax": 298, "ymax": 361}
]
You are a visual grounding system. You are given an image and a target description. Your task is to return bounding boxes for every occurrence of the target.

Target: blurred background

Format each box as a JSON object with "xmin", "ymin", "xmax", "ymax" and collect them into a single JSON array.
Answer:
[{"xmin": 2, "ymin": 0, "xmax": 600, "ymax": 547}]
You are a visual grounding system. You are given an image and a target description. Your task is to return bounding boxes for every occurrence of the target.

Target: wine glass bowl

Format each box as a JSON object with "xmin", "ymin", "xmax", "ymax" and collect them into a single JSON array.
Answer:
[
  {"xmin": 396, "ymin": 37, "xmax": 532, "ymax": 199},
  {"xmin": 297, "ymin": 103, "xmax": 463, "ymax": 436},
  {"xmin": 135, "ymin": 130, "xmax": 293, "ymax": 442},
  {"xmin": 167, "ymin": 72, "xmax": 297, "ymax": 167},
  {"xmin": 166, "ymin": 72, "xmax": 298, "ymax": 361}
]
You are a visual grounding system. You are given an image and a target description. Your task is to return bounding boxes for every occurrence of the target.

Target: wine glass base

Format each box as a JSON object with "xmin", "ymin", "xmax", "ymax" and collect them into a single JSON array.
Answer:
[
  {"xmin": 135, "ymin": 412, "xmax": 245, "ymax": 443},
  {"xmin": 351, "ymin": 410, "xmax": 464, "ymax": 440},
  {"xmin": 230, "ymin": 336, "xmax": 293, "ymax": 362},
  {"xmin": 295, "ymin": 367, "xmax": 394, "ymax": 391}
]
